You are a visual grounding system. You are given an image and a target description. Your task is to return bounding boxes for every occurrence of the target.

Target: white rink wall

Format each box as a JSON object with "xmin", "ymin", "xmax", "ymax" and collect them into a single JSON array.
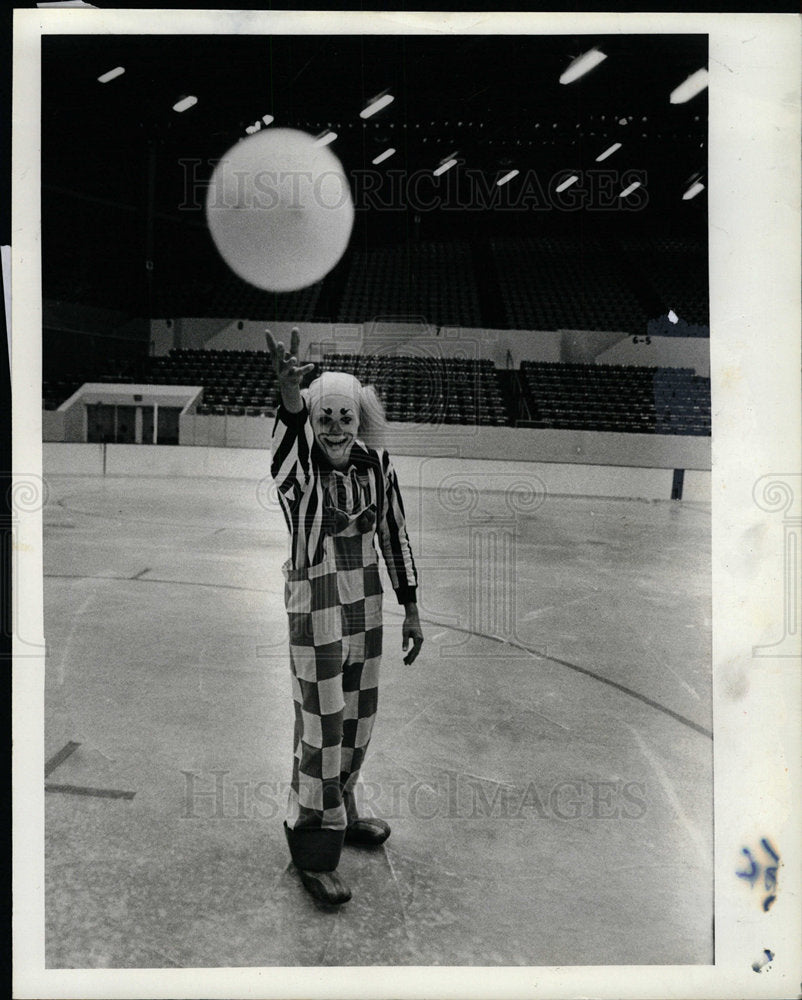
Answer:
[
  {"xmin": 174, "ymin": 415, "xmax": 711, "ymax": 471},
  {"xmin": 42, "ymin": 442, "xmax": 710, "ymax": 503}
]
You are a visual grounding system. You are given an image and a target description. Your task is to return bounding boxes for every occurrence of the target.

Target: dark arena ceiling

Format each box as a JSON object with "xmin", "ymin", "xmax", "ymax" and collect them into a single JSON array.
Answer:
[{"xmin": 41, "ymin": 33, "xmax": 708, "ymax": 315}]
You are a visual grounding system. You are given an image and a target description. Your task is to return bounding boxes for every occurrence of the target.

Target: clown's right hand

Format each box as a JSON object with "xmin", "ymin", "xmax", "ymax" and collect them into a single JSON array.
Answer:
[
  {"xmin": 265, "ymin": 327, "xmax": 314, "ymax": 386},
  {"xmin": 265, "ymin": 327, "xmax": 314, "ymax": 413}
]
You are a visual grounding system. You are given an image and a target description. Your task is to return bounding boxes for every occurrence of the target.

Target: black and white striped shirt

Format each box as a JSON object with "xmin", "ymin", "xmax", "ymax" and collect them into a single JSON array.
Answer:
[{"xmin": 271, "ymin": 403, "xmax": 418, "ymax": 604}]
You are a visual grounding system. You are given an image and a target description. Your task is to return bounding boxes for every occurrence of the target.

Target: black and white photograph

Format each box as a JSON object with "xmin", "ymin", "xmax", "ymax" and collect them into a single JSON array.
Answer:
[{"xmin": 10, "ymin": 9, "xmax": 801, "ymax": 999}]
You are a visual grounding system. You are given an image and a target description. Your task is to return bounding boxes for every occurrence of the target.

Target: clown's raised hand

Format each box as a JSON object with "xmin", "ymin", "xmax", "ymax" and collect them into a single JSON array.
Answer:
[
  {"xmin": 265, "ymin": 327, "xmax": 314, "ymax": 385},
  {"xmin": 265, "ymin": 327, "xmax": 314, "ymax": 412}
]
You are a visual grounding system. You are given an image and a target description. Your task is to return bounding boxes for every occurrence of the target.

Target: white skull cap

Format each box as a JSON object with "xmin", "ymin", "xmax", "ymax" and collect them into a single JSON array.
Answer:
[{"xmin": 307, "ymin": 371, "xmax": 362, "ymax": 419}]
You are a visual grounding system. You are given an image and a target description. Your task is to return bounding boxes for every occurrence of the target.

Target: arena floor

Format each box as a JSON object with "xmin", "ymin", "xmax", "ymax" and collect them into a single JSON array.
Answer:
[{"xmin": 42, "ymin": 466, "xmax": 713, "ymax": 967}]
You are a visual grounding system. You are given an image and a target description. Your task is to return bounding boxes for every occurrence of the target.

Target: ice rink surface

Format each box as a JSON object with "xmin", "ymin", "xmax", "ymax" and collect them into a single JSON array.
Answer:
[{"xmin": 43, "ymin": 468, "xmax": 712, "ymax": 967}]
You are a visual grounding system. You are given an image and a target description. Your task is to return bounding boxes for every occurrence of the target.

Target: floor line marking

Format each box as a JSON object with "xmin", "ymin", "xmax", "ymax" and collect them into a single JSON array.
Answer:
[
  {"xmin": 45, "ymin": 783, "xmax": 135, "ymax": 800},
  {"xmin": 317, "ymin": 908, "xmax": 342, "ymax": 964},
  {"xmin": 384, "ymin": 849, "xmax": 458, "ymax": 878},
  {"xmin": 44, "ymin": 580, "xmax": 711, "ymax": 738},
  {"xmin": 50, "ymin": 496, "xmax": 264, "ymax": 530},
  {"xmin": 627, "ymin": 724, "xmax": 710, "ymax": 867},
  {"xmin": 427, "ymin": 630, "xmax": 450, "ymax": 643},
  {"xmin": 383, "ymin": 847, "xmax": 417, "ymax": 953},
  {"xmin": 521, "ymin": 594, "xmax": 595, "ymax": 621},
  {"xmin": 388, "ymin": 698, "xmax": 443, "ymax": 742},
  {"xmin": 369, "ymin": 749, "xmax": 438, "ymax": 794},
  {"xmin": 53, "ymin": 583, "xmax": 110, "ymax": 685},
  {"xmin": 528, "ymin": 708, "xmax": 571, "ymax": 733},
  {"xmin": 462, "ymin": 771, "xmax": 518, "ymax": 789},
  {"xmin": 384, "ymin": 610, "xmax": 713, "ymax": 740},
  {"xmin": 621, "ymin": 621, "xmax": 702, "ymax": 702},
  {"xmin": 45, "ymin": 573, "xmax": 268, "ymax": 594},
  {"xmin": 44, "ymin": 741, "xmax": 81, "ymax": 778},
  {"xmin": 649, "ymin": 652, "xmax": 701, "ymax": 702}
]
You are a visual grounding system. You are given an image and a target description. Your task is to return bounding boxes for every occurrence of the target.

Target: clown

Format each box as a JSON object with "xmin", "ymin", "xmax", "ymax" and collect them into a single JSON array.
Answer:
[{"xmin": 266, "ymin": 327, "xmax": 423, "ymax": 905}]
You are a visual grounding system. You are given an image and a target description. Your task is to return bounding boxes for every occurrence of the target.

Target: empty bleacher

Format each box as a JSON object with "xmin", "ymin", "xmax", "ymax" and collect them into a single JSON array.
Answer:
[
  {"xmin": 154, "ymin": 272, "xmax": 324, "ymax": 322},
  {"xmin": 43, "ymin": 347, "xmax": 711, "ymax": 437},
  {"xmin": 148, "ymin": 349, "xmax": 280, "ymax": 416},
  {"xmin": 492, "ymin": 236, "xmax": 650, "ymax": 333},
  {"xmin": 520, "ymin": 361, "xmax": 711, "ymax": 436},
  {"xmin": 43, "ymin": 355, "xmax": 137, "ymax": 410},
  {"xmin": 337, "ymin": 243, "xmax": 482, "ymax": 326},
  {"xmin": 620, "ymin": 236, "xmax": 709, "ymax": 327},
  {"xmin": 322, "ymin": 353, "xmax": 509, "ymax": 426},
  {"xmin": 43, "ymin": 377, "xmax": 89, "ymax": 411}
]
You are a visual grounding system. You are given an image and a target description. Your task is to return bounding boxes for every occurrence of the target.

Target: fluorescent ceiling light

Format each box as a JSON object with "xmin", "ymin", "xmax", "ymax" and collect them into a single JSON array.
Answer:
[
  {"xmin": 98, "ymin": 66, "xmax": 125, "ymax": 83},
  {"xmin": 314, "ymin": 131, "xmax": 338, "ymax": 146},
  {"xmin": 496, "ymin": 169, "xmax": 519, "ymax": 187},
  {"xmin": 595, "ymin": 142, "xmax": 621, "ymax": 162},
  {"xmin": 173, "ymin": 96, "xmax": 198, "ymax": 113},
  {"xmin": 433, "ymin": 158, "xmax": 457, "ymax": 177},
  {"xmin": 619, "ymin": 181, "xmax": 641, "ymax": 199},
  {"xmin": 669, "ymin": 68, "xmax": 708, "ymax": 104},
  {"xmin": 555, "ymin": 175, "xmax": 579, "ymax": 193},
  {"xmin": 372, "ymin": 147, "xmax": 396, "ymax": 165},
  {"xmin": 361, "ymin": 94, "xmax": 395, "ymax": 119},
  {"xmin": 560, "ymin": 48, "xmax": 607, "ymax": 85},
  {"xmin": 682, "ymin": 180, "xmax": 705, "ymax": 201}
]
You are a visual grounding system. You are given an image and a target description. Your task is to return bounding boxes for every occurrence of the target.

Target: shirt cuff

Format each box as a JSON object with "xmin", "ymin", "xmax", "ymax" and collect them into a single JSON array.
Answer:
[{"xmin": 394, "ymin": 585, "xmax": 417, "ymax": 606}]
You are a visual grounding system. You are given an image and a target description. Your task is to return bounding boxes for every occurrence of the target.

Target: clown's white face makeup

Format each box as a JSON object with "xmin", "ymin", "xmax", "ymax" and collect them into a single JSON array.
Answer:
[{"xmin": 312, "ymin": 403, "xmax": 359, "ymax": 468}]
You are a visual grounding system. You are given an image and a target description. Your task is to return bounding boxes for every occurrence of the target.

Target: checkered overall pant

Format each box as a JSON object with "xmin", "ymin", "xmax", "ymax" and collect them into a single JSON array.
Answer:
[{"xmin": 282, "ymin": 470, "xmax": 383, "ymax": 872}]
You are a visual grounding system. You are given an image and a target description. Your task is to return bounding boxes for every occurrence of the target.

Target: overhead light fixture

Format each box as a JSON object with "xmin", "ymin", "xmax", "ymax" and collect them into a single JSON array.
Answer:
[
  {"xmin": 667, "ymin": 310, "xmax": 679, "ymax": 324},
  {"xmin": 555, "ymin": 175, "xmax": 579, "ymax": 193},
  {"xmin": 97, "ymin": 66, "xmax": 125, "ymax": 83},
  {"xmin": 372, "ymin": 147, "xmax": 396, "ymax": 165},
  {"xmin": 683, "ymin": 180, "xmax": 705, "ymax": 201},
  {"xmin": 496, "ymin": 169, "xmax": 519, "ymax": 187},
  {"xmin": 173, "ymin": 95, "xmax": 198, "ymax": 113},
  {"xmin": 433, "ymin": 159, "xmax": 457, "ymax": 177},
  {"xmin": 560, "ymin": 48, "xmax": 607, "ymax": 85},
  {"xmin": 595, "ymin": 142, "xmax": 622, "ymax": 162},
  {"xmin": 619, "ymin": 180, "xmax": 641, "ymax": 199},
  {"xmin": 360, "ymin": 92, "xmax": 395, "ymax": 119},
  {"xmin": 314, "ymin": 130, "xmax": 338, "ymax": 146},
  {"xmin": 669, "ymin": 68, "xmax": 709, "ymax": 104}
]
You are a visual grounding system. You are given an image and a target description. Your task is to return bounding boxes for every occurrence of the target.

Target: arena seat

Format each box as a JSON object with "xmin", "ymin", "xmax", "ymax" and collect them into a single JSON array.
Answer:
[
  {"xmin": 337, "ymin": 242, "xmax": 481, "ymax": 326},
  {"xmin": 43, "ymin": 344, "xmax": 708, "ymax": 438},
  {"xmin": 620, "ymin": 236, "xmax": 709, "ymax": 327},
  {"xmin": 113, "ymin": 350, "xmax": 284, "ymax": 415},
  {"xmin": 520, "ymin": 361, "xmax": 710, "ymax": 435},
  {"xmin": 491, "ymin": 236, "xmax": 650, "ymax": 333},
  {"xmin": 322, "ymin": 352, "xmax": 510, "ymax": 427}
]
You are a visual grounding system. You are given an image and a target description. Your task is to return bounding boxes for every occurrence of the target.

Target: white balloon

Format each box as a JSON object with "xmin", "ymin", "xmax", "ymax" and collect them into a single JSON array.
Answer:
[{"xmin": 206, "ymin": 128, "xmax": 354, "ymax": 292}]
